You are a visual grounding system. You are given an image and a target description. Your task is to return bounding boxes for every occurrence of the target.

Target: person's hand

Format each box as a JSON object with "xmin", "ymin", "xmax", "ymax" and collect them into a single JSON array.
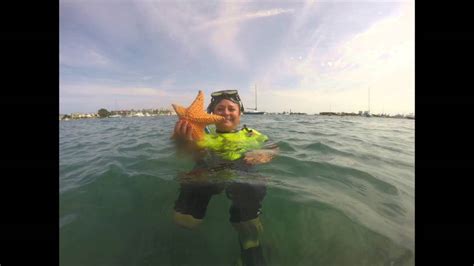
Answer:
[
  {"xmin": 243, "ymin": 150, "xmax": 275, "ymax": 165},
  {"xmin": 174, "ymin": 120, "xmax": 194, "ymax": 142},
  {"xmin": 173, "ymin": 120, "xmax": 203, "ymax": 159}
]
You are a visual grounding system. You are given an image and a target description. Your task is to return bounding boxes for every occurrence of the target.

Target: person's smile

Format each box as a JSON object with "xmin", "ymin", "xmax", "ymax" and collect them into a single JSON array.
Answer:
[{"xmin": 213, "ymin": 99, "xmax": 241, "ymax": 132}]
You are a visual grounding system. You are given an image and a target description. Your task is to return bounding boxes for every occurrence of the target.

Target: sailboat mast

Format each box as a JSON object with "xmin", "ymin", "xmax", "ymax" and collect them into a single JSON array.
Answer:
[{"xmin": 255, "ymin": 84, "xmax": 257, "ymax": 110}]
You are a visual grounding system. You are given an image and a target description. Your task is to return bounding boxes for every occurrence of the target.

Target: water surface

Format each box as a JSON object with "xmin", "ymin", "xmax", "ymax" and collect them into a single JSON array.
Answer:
[{"xmin": 60, "ymin": 115, "xmax": 414, "ymax": 265}]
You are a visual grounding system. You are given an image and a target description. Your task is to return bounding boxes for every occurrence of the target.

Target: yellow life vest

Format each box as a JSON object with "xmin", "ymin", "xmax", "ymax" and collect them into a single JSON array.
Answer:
[{"xmin": 196, "ymin": 126, "xmax": 268, "ymax": 161}]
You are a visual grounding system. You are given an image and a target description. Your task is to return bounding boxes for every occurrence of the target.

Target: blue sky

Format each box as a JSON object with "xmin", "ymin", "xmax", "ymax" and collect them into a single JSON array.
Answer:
[{"xmin": 60, "ymin": 0, "xmax": 414, "ymax": 115}]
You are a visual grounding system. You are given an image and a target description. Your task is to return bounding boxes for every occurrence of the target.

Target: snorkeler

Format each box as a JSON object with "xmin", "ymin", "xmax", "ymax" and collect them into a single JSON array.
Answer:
[{"xmin": 172, "ymin": 90, "xmax": 278, "ymax": 266}]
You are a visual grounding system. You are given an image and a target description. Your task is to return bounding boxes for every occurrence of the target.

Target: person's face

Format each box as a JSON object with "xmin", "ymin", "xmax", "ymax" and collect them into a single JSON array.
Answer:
[{"xmin": 213, "ymin": 99, "xmax": 241, "ymax": 132}]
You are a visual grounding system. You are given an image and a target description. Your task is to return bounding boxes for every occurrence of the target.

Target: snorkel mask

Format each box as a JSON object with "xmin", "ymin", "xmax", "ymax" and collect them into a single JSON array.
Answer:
[{"xmin": 207, "ymin": 90, "xmax": 245, "ymax": 113}]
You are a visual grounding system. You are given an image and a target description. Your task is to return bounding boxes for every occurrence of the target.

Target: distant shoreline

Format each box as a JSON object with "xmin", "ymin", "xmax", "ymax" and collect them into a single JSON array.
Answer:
[{"xmin": 59, "ymin": 112, "xmax": 414, "ymax": 121}]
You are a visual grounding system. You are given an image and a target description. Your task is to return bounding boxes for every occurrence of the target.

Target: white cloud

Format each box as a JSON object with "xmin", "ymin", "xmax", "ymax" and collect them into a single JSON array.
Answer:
[
  {"xmin": 60, "ymin": 83, "xmax": 224, "ymax": 114},
  {"xmin": 60, "ymin": 0, "xmax": 414, "ymax": 114},
  {"xmin": 61, "ymin": 84, "xmax": 168, "ymax": 97},
  {"xmin": 203, "ymin": 5, "xmax": 294, "ymax": 69},
  {"xmin": 255, "ymin": 1, "xmax": 414, "ymax": 114},
  {"xmin": 133, "ymin": 1, "xmax": 209, "ymax": 58},
  {"xmin": 207, "ymin": 3, "xmax": 246, "ymax": 68},
  {"xmin": 195, "ymin": 8, "xmax": 294, "ymax": 30},
  {"xmin": 60, "ymin": 46, "xmax": 112, "ymax": 68}
]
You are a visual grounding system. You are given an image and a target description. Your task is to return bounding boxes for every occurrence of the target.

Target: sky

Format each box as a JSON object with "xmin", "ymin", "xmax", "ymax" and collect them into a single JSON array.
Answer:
[{"xmin": 60, "ymin": 0, "xmax": 414, "ymax": 115}]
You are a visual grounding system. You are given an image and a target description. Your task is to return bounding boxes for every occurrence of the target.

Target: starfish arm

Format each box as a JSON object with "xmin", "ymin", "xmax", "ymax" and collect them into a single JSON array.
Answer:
[
  {"xmin": 186, "ymin": 90, "xmax": 205, "ymax": 114},
  {"xmin": 192, "ymin": 129, "xmax": 205, "ymax": 141},
  {"xmin": 191, "ymin": 114, "xmax": 224, "ymax": 124},
  {"xmin": 171, "ymin": 90, "xmax": 226, "ymax": 141},
  {"xmin": 172, "ymin": 104, "xmax": 187, "ymax": 117},
  {"xmin": 186, "ymin": 122, "xmax": 205, "ymax": 141}
]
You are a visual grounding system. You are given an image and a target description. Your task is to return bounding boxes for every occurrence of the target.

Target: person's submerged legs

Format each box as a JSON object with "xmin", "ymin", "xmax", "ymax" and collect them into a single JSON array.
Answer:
[
  {"xmin": 227, "ymin": 181, "xmax": 267, "ymax": 266},
  {"xmin": 173, "ymin": 182, "xmax": 222, "ymax": 229}
]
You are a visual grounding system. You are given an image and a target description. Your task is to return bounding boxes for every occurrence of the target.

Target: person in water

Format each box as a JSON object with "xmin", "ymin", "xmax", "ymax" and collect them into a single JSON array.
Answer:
[{"xmin": 172, "ymin": 89, "xmax": 278, "ymax": 266}]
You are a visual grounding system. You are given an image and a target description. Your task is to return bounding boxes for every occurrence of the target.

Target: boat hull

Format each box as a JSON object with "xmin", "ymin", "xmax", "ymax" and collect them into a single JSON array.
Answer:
[{"xmin": 243, "ymin": 111, "xmax": 265, "ymax": 115}]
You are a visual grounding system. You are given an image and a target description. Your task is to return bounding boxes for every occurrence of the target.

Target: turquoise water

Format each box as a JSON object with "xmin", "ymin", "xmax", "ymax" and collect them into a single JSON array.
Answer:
[{"xmin": 60, "ymin": 115, "xmax": 414, "ymax": 266}]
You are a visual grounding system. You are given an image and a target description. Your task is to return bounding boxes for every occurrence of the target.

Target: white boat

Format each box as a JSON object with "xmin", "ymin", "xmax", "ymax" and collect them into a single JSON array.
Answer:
[
  {"xmin": 244, "ymin": 109, "xmax": 265, "ymax": 115},
  {"xmin": 244, "ymin": 84, "xmax": 265, "ymax": 115}
]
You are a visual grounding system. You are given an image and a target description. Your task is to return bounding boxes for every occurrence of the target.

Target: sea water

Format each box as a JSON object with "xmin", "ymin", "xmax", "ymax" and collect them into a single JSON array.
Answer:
[{"xmin": 60, "ymin": 115, "xmax": 414, "ymax": 266}]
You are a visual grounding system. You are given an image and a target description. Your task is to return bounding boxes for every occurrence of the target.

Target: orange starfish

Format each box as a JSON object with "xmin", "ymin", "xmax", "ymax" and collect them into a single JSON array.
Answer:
[{"xmin": 171, "ymin": 90, "xmax": 224, "ymax": 141}]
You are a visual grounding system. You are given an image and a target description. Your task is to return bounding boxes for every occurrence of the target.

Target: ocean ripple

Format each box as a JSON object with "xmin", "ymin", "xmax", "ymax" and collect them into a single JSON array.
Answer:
[{"xmin": 60, "ymin": 115, "xmax": 414, "ymax": 262}]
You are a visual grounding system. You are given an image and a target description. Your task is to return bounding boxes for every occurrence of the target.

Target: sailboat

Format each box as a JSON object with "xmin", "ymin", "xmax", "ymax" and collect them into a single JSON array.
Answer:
[{"xmin": 244, "ymin": 84, "xmax": 265, "ymax": 115}]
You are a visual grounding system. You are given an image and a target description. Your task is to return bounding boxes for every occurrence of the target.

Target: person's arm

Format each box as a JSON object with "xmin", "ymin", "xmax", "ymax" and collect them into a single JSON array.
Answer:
[{"xmin": 243, "ymin": 141, "xmax": 279, "ymax": 165}]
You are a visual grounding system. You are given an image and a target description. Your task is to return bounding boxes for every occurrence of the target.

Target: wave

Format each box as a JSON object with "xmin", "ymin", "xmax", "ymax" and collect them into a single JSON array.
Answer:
[
  {"xmin": 261, "ymin": 155, "xmax": 399, "ymax": 196},
  {"xmin": 60, "ymin": 213, "xmax": 78, "ymax": 229},
  {"xmin": 60, "ymin": 116, "xmax": 414, "ymax": 255},
  {"xmin": 274, "ymin": 141, "xmax": 297, "ymax": 152},
  {"xmin": 301, "ymin": 142, "xmax": 351, "ymax": 156},
  {"xmin": 117, "ymin": 142, "xmax": 154, "ymax": 153}
]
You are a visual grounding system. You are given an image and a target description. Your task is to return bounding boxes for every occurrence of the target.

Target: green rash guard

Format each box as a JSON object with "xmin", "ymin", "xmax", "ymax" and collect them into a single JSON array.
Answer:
[{"xmin": 196, "ymin": 126, "xmax": 269, "ymax": 161}]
